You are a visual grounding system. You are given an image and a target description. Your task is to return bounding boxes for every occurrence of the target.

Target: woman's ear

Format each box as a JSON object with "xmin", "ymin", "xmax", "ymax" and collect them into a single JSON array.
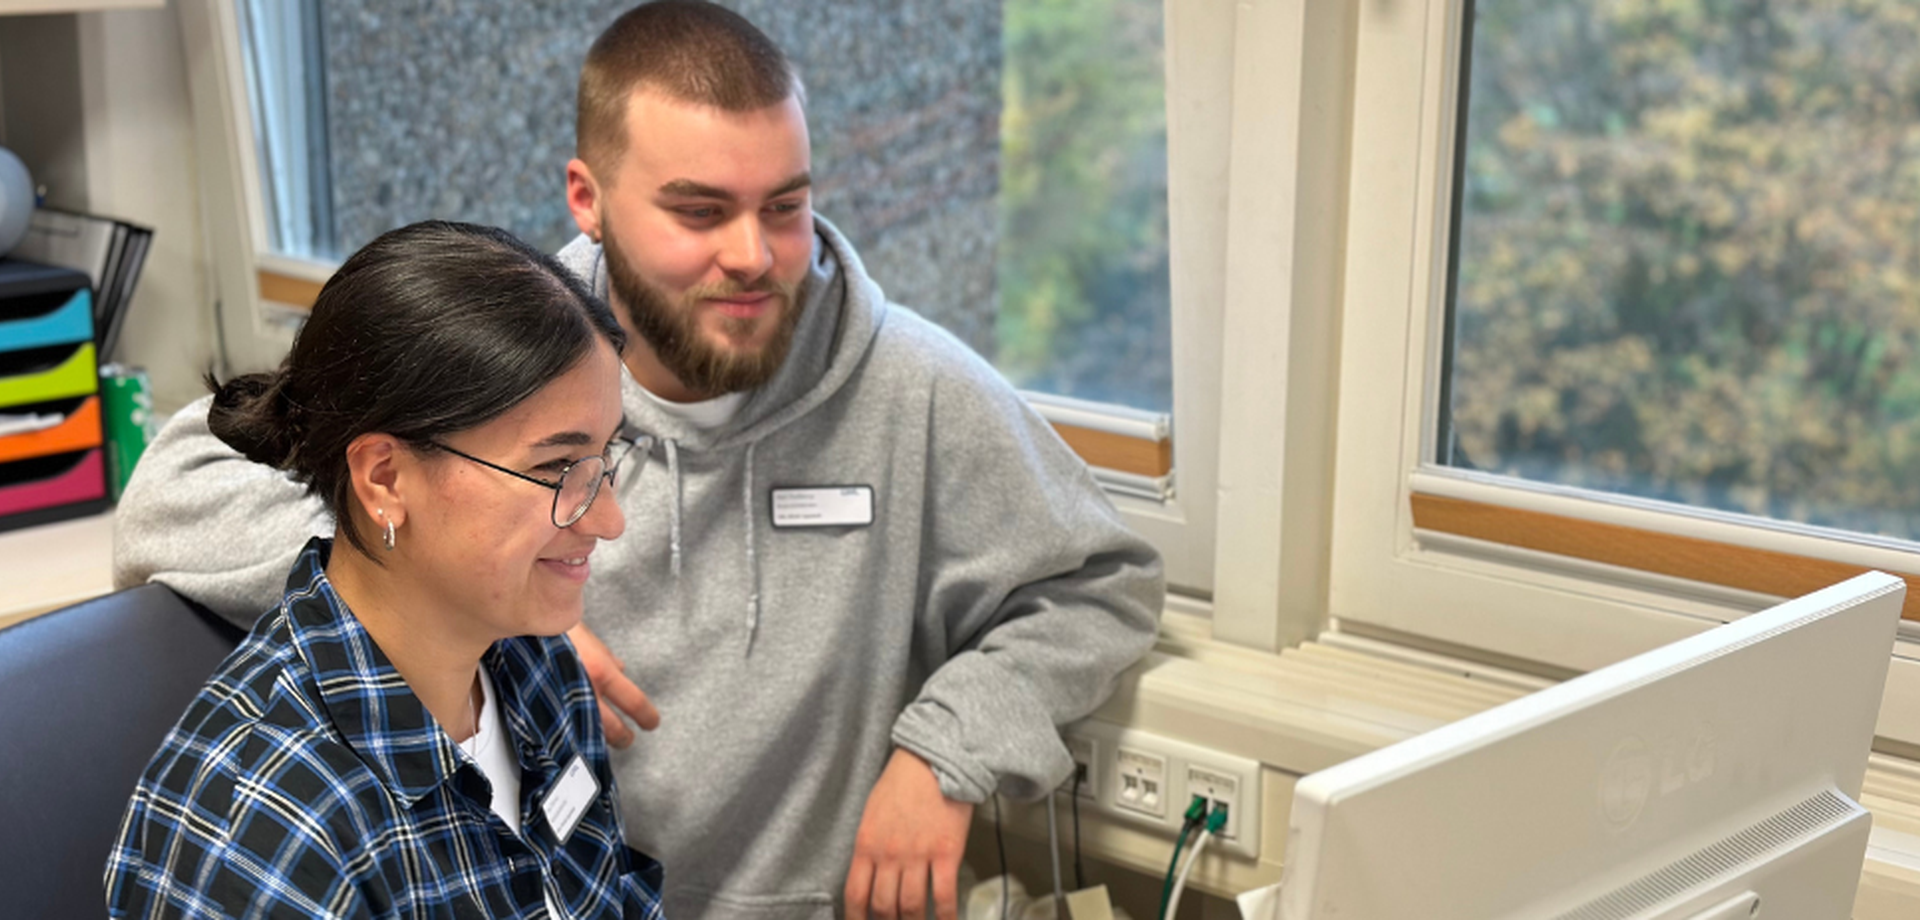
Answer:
[{"xmin": 344, "ymin": 432, "xmax": 409, "ymax": 533}]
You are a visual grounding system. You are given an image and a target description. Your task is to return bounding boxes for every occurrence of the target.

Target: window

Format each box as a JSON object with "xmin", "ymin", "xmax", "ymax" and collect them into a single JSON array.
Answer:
[
  {"xmin": 229, "ymin": 0, "xmax": 1173, "ymax": 417},
  {"xmin": 234, "ymin": 0, "xmax": 331, "ymax": 262},
  {"xmin": 1443, "ymin": 0, "xmax": 1920, "ymax": 542},
  {"xmin": 182, "ymin": 0, "xmax": 1231, "ymax": 592},
  {"xmin": 1329, "ymin": 0, "xmax": 1920, "ymax": 748},
  {"xmin": 999, "ymin": 0, "xmax": 1170, "ymax": 412}
]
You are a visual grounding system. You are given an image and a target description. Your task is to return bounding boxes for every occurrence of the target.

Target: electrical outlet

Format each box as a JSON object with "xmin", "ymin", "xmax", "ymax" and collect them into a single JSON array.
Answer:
[
  {"xmin": 1063, "ymin": 719, "xmax": 1263, "ymax": 860},
  {"xmin": 1114, "ymin": 746, "xmax": 1168, "ymax": 818},
  {"xmin": 1186, "ymin": 764, "xmax": 1240, "ymax": 840},
  {"xmin": 1064, "ymin": 734, "xmax": 1097, "ymax": 800}
]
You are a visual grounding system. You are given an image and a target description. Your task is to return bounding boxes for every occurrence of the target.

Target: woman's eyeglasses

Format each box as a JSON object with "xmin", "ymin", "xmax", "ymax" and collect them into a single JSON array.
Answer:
[{"xmin": 427, "ymin": 435, "xmax": 649, "ymax": 528}]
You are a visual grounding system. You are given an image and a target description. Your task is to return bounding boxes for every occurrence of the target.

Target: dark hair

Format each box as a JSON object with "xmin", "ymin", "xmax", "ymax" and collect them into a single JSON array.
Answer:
[
  {"xmin": 577, "ymin": 0, "xmax": 801, "ymax": 174},
  {"xmin": 208, "ymin": 220, "xmax": 627, "ymax": 558}
]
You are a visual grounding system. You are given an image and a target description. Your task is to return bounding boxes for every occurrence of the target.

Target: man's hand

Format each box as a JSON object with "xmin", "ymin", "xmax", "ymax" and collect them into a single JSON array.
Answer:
[
  {"xmin": 844, "ymin": 748, "xmax": 975, "ymax": 920},
  {"xmin": 567, "ymin": 622, "xmax": 660, "ymax": 747}
]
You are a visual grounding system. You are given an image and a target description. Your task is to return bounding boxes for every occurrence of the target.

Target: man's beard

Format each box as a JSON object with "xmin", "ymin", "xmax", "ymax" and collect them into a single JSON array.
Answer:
[{"xmin": 601, "ymin": 221, "xmax": 805, "ymax": 397}]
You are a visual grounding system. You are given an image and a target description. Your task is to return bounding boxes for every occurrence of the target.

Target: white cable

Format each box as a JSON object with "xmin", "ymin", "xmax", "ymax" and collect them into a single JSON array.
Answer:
[
  {"xmin": 1047, "ymin": 790, "xmax": 1065, "ymax": 908},
  {"xmin": 1165, "ymin": 829, "xmax": 1212, "ymax": 920}
]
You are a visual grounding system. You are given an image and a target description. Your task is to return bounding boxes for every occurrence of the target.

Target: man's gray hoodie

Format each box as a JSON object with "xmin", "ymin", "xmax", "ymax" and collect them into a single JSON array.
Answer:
[{"xmin": 114, "ymin": 217, "xmax": 1165, "ymax": 919}]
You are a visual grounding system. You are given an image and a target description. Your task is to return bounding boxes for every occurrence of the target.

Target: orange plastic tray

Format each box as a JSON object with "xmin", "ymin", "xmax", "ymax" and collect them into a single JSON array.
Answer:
[{"xmin": 0, "ymin": 397, "xmax": 102, "ymax": 464}]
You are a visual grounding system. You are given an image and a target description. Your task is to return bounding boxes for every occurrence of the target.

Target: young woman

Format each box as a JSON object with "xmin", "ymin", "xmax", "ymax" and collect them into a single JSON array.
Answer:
[{"xmin": 104, "ymin": 221, "xmax": 663, "ymax": 919}]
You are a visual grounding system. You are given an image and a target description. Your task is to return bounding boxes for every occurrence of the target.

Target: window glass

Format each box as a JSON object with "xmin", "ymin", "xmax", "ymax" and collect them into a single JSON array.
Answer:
[
  {"xmin": 1442, "ymin": 1, "xmax": 1920, "ymax": 541},
  {"xmin": 998, "ymin": 0, "xmax": 1171, "ymax": 411},
  {"xmin": 236, "ymin": 0, "xmax": 334, "ymax": 259},
  {"xmin": 236, "ymin": 0, "xmax": 1171, "ymax": 413}
]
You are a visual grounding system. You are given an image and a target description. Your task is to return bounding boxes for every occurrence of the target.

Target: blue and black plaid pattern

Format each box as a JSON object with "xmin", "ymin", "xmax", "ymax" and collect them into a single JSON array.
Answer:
[{"xmin": 105, "ymin": 538, "xmax": 664, "ymax": 919}]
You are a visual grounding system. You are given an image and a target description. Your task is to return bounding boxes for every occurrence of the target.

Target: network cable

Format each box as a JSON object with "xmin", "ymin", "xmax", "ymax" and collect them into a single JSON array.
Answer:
[
  {"xmin": 1166, "ymin": 804, "xmax": 1228, "ymax": 920},
  {"xmin": 1156, "ymin": 795, "xmax": 1209, "ymax": 920}
]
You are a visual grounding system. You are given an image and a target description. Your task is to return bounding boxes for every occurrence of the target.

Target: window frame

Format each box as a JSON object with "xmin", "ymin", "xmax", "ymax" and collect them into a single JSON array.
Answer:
[
  {"xmin": 1326, "ymin": 0, "xmax": 1920, "ymax": 746},
  {"xmin": 175, "ymin": 0, "xmax": 1263, "ymax": 596},
  {"xmin": 1035, "ymin": 0, "xmax": 1351, "ymax": 628},
  {"xmin": 178, "ymin": 0, "xmax": 295, "ymax": 377}
]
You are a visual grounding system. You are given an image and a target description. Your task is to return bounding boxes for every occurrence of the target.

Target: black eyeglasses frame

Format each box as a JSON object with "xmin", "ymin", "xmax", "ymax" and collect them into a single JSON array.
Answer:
[{"xmin": 426, "ymin": 434, "xmax": 648, "ymax": 528}]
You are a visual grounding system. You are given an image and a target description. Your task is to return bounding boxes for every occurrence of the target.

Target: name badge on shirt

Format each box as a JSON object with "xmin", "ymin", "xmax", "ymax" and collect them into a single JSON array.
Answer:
[
  {"xmin": 771, "ymin": 486, "xmax": 874, "ymax": 528},
  {"xmin": 542, "ymin": 755, "xmax": 599, "ymax": 844}
]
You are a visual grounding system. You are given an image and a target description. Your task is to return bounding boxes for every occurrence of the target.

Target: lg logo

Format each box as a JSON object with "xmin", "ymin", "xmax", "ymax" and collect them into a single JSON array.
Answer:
[{"xmin": 1599, "ymin": 726, "xmax": 1718, "ymax": 831}]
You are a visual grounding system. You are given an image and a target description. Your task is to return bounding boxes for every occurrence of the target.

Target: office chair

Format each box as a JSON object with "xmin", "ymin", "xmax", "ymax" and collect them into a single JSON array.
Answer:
[{"xmin": 0, "ymin": 585, "xmax": 244, "ymax": 919}]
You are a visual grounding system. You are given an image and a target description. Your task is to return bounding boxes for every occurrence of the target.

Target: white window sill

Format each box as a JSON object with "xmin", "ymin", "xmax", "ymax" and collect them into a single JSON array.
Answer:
[{"xmin": 0, "ymin": 510, "xmax": 114, "ymax": 630}]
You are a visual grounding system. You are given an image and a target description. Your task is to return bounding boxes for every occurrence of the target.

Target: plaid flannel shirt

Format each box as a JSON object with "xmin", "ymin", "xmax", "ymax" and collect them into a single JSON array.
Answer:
[{"xmin": 105, "ymin": 538, "xmax": 664, "ymax": 919}]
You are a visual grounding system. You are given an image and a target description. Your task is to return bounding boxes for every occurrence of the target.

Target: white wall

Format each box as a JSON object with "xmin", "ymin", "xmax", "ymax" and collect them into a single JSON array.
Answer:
[
  {"xmin": 0, "ymin": 10, "xmax": 213, "ymax": 412},
  {"xmin": 76, "ymin": 7, "xmax": 213, "ymax": 412}
]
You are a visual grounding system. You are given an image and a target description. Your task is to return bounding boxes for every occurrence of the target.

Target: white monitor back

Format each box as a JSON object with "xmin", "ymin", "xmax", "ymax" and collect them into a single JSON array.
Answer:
[{"xmin": 1280, "ymin": 571, "xmax": 1905, "ymax": 920}]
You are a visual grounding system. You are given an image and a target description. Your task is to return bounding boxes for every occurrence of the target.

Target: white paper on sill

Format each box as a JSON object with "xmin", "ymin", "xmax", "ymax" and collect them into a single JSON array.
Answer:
[{"xmin": 1235, "ymin": 880, "xmax": 1283, "ymax": 920}]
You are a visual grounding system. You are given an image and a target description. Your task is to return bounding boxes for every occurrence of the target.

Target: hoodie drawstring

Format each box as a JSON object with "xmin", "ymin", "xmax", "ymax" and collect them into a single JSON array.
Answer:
[
  {"xmin": 664, "ymin": 438, "xmax": 683, "ymax": 578},
  {"xmin": 743, "ymin": 440, "xmax": 761, "ymax": 651},
  {"xmin": 660, "ymin": 435, "xmax": 762, "ymax": 652}
]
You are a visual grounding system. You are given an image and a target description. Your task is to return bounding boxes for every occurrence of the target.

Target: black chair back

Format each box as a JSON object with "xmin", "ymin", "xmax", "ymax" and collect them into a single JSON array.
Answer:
[{"xmin": 0, "ymin": 585, "xmax": 243, "ymax": 919}]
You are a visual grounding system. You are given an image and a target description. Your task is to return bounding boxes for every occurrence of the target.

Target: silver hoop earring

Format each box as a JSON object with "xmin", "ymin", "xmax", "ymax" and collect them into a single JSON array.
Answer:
[{"xmin": 377, "ymin": 507, "xmax": 396, "ymax": 552}]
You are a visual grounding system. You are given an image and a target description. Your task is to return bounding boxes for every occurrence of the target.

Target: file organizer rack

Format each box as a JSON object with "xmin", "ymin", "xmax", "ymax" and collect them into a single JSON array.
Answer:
[{"xmin": 0, "ymin": 260, "xmax": 109, "ymax": 533}]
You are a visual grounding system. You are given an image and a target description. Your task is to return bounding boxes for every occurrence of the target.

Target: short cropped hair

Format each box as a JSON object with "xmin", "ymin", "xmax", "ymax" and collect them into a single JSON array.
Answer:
[{"xmin": 577, "ymin": 1, "xmax": 802, "ymax": 175}]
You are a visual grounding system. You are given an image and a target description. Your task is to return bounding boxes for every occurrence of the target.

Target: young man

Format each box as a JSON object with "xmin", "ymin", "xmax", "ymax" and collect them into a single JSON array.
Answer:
[{"xmin": 114, "ymin": 3, "xmax": 1163, "ymax": 919}]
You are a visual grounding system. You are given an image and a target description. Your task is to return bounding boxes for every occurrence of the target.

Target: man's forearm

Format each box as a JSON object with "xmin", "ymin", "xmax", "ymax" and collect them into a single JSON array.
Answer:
[{"xmin": 896, "ymin": 542, "xmax": 1164, "ymax": 803}]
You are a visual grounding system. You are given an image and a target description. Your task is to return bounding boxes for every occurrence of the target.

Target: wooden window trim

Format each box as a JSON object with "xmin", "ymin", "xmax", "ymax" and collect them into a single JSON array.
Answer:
[
  {"xmin": 1412, "ymin": 492, "xmax": 1920, "ymax": 623},
  {"xmin": 257, "ymin": 268, "xmax": 324, "ymax": 310},
  {"xmin": 1051, "ymin": 423, "xmax": 1172, "ymax": 478},
  {"xmin": 256, "ymin": 269, "xmax": 1173, "ymax": 478}
]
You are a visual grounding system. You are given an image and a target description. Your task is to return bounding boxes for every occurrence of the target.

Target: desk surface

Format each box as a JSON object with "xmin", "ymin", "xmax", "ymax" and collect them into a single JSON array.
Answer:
[{"xmin": 0, "ymin": 510, "xmax": 114, "ymax": 629}]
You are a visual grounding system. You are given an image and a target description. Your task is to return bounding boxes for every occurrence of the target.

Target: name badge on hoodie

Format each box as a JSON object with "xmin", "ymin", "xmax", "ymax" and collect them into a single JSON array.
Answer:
[{"xmin": 771, "ymin": 486, "xmax": 874, "ymax": 528}]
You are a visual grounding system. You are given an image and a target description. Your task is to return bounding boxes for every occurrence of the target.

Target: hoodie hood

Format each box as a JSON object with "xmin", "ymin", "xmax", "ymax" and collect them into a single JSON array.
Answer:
[
  {"xmin": 555, "ymin": 215, "xmax": 887, "ymax": 453},
  {"xmin": 555, "ymin": 215, "xmax": 889, "ymax": 643}
]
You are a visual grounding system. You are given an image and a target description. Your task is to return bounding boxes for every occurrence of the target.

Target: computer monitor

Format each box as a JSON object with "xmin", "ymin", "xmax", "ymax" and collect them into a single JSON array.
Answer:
[{"xmin": 1279, "ymin": 570, "xmax": 1905, "ymax": 919}]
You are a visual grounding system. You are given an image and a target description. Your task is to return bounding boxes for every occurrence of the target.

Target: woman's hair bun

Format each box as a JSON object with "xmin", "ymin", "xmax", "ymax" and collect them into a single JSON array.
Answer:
[
  {"xmin": 205, "ymin": 370, "xmax": 304, "ymax": 469},
  {"xmin": 190, "ymin": 221, "xmax": 626, "ymax": 560}
]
